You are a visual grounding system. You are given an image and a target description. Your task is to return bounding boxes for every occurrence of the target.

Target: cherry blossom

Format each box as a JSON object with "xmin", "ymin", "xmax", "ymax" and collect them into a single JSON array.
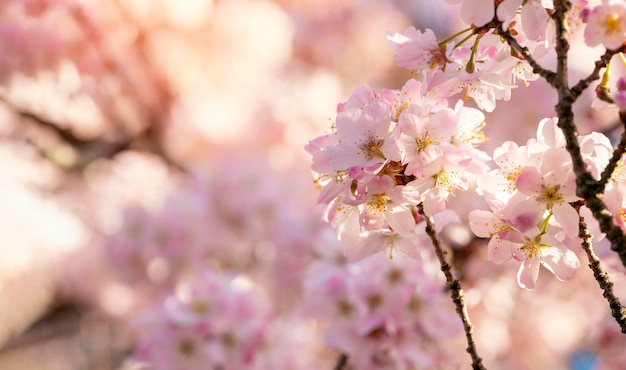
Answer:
[
  {"xmin": 514, "ymin": 148, "xmax": 580, "ymax": 237},
  {"xmin": 469, "ymin": 206, "xmax": 581, "ymax": 289},
  {"xmin": 134, "ymin": 270, "xmax": 272, "ymax": 370},
  {"xmin": 7, "ymin": 0, "xmax": 626, "ymax": 369},
  {"xmin": 583, "ymin": 1, "xmax": 626, "ymax": 50},
  {"xmin": 304, "ymin": 251, "xmax": 462, "ymax": 369},
  {"xmin": 327, "ymin": 101, "xmax": 400, "ymax": 172},
  {"xmin": 466, "ymin": 116, "xmax": 616, "ymax": 288},
  {"xmin": 386, "ymin": 27, "xmax": 447, "ymax": 74}
]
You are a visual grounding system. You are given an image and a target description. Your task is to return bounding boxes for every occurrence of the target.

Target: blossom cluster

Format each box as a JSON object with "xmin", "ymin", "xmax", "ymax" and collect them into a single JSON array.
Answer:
[
  {"xmin": 306, "ymin": 79, "xmax": 490, "ymax": 261},
  {"xmin": 133, "ymin": 269, "xmax": 273, "ymax": 370},
  {"xmin": 308, "ymin": 0, "xmax": 626, "ymax": 291},
  {"xmin": 101, "ymin": 153, "xmax": 336, "ymax": 368},
  {"xmin": 106, "ymin": 153, "xmax": 323, "ymax": 304},
  {"xmin": 468, "ymin": 118, "xmax": 617, "ymax": 288},
  {"xmin": 131, "ymin": 265, "xmax": 333, "ymax": 370},
  {"xmin": 386, "ymin": 27, "xmax": 539, "ymax": 112},
  {"xmin": 304, "ymin": 249, "xmax": 462, "ymax": 370}
]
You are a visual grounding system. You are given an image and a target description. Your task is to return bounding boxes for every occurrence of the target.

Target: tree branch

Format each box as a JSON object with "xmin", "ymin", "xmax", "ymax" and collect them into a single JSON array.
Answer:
[
  {"xmin": 571, "ymin": 49, "xmax": 622, "ymax": 99},
  {"xmin": 417, "ymin": 204, "xmax": 485, "ymax": 370},
  {"xmin": 536, "ymin": 1, "xmax": 626, "ymax": 271},
  {"xmin": 576, "ymin": 203, "xmax": 626, "ymax": 333},
  {"xmin": 496, "ymin": 28, "xmax": 557, "ymax": 86}
]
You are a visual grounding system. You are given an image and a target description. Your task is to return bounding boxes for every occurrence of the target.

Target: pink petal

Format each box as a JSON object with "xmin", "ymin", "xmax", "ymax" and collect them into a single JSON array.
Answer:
[
  {"xmin": 488, "ymin": 237, "xmax": 514, "ymax": 264},
  {"xmin": 515, "ymin": 166, "xmax": 543, "ymax": 196},
  {"xmin": 541, "ymin": 247, "xmax": 580, "ymax": 281},
  {"xmin": 517, "ymin": 257, "xmax": 540, "ymax": 289}
]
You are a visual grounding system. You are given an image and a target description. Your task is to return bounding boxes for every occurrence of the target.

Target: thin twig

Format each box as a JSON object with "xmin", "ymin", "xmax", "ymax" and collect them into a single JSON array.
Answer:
[
  {"xmin": 575, "ymin": 203, "xmax": 626, "ymax": 333},
  {"xmin": 417, "ymin": 204, "xmax": 485, "ymax": 370},
  {"xmin": 571, "ymin": 49, "xmax": 622, "ymax": 99},
  {"xmin": 496, "ymin": 28, "xmax": 557, "ymax": 85}
]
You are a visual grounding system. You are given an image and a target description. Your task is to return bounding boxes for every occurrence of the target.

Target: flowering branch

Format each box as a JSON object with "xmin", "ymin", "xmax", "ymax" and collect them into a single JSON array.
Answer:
[
  {"xmin": 306, "ymin": 0, "xmax": 626, "ymax": 366},
  {"xmin": 575, "ymin": 202, "xmax": 626, "ymax": 333},
  {"xmin": 417, "ymin": 204, "xmax": 485, "ymax": 370},
  {"xmin": 496, "ymin": 28, "xmax": 557, "ymax": 85},
  {"xmin": 500, "ymin": 0, "xmax": 626, "ymax": 271},
  {"xmin": 571, "ymin": 49, "xmax": 623, "ymax": 99}
]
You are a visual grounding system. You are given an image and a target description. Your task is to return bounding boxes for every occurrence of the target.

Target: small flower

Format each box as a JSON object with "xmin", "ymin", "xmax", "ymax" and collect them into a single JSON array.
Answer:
[
  {"xmin": 514, "ymin": 148, "xmax": 580, "ymax": 237},
  {"xmin": 327, "ymin": 102, "xmax": 401, "ymax": 173},
  {"xmin": 511, "ymin": 233, "xmax": 580, "ymax": 289},
  {"xmin": 386, "ymin": 27, "xmax": 447, "ymax": 74},
  {"xmin": 583, "ymin": 2, "xmax": 626, "ymax": 50}
]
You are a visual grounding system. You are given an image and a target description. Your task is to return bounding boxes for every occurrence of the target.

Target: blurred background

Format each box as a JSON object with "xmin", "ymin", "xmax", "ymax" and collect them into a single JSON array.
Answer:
[{"xmin": 1, "ymin": 0, "xmax": 626, "ymax": 369}]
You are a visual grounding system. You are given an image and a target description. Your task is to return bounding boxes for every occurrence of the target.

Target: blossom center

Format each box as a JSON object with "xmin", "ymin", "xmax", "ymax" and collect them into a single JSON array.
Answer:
[
  {"xmin": 368, "ymin": 194, "xmax": 390, "ymax": 214},
  {"xmin": 605, "ymin": 13, "xmax": 622, "ymax": 33},
  {"xmin": 415, "ymin": 132, "xmax": 434, "ymax": 152},
  {"xmin": 394, "ymin": 93, "xmax": 410, "ymax": 121},
  {"xmin": 505, "ymin": 166, "xmax": 522, "ymax": 187},
  {"xmin": 360, "ymin": 136, "xmax": 385, "ymax": 159},
  {"xmin": 520, "ymin": 240, "xmax": 541, "ymax": 259},
  {"xmin": 428, "ymin": 49, "xmax": 447, "ymax": 70},
  {"xmin": 367, "ymin": 294, "xmax": 384, "ymax": 310},
  {"xmin": 537, "ymin": 184, "xmax": 563, "ymax": 208}
]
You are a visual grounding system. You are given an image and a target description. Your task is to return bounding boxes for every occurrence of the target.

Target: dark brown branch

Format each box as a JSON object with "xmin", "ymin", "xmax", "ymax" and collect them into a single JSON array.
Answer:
[
  {"xmin": 576, "ymin": 203, "xmax": 626, "ymax": 333},
  {"xmin": 571, "ymin": 49, "xmax": 622, "ymax": 99},
  {"xmin": 333, "ymin": 353, "xmax": 348, "ymax": 370},
  {"xmin": 496, "ymin": 28, "xmax": 557, "ymax": 85},
  {"xmin": 417, "ymin": 204, "xmax": 485, "ymax": 370},
  {"xmin": 552, "ymin": 0, "xmax": 572, "ymax": 93}
]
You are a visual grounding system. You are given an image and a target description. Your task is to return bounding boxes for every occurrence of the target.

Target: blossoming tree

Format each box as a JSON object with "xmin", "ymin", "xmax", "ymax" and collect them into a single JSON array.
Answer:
[
  {"xmin": 2, "ymin": 0, "xmax": 626, "ymax": 369},
  {"xmin": 307, "ymin": 0, "xmax": 626, "ymax": 368}
]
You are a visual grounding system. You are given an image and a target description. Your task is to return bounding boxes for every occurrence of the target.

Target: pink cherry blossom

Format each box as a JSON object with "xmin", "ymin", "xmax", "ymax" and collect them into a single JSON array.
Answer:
[
  {"xmin": 511, "ymin": 232, "xmax": 580, "ymax": 289},
  {"xmin": 583, "ymin": 2, "xmax": 626, "ymax": 50},
  {"xmin": 304, "ymin": 252, "xmax": 462, "ymax": 369},
  {"xmin": 431, "ymin": 34, "xmax": 515, "ymax": 112},
  {"xmin": 327, "ymin": 101, "xmax": 401, "ymax": 172},
  {"xmin": 469, "ymin": 117, "xmax": 594, "ymax": 289},
  {"xmin": 469, "ymin": 209, "xmax": 516, "ymax": 264},
  {"xmin": 469, "ymin": 206, "xmax": 580, "ymax": 289},
  {"xmin": 397, "ymin": 104, "xmax": 461, "ymax": 176},
  {"xmin": 386, "ymin": 27, "xmax": 447, "ymax": 74},
  {"xmin": 358, "ymin": 175, "xmax": 415, "ymax": 233}
]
